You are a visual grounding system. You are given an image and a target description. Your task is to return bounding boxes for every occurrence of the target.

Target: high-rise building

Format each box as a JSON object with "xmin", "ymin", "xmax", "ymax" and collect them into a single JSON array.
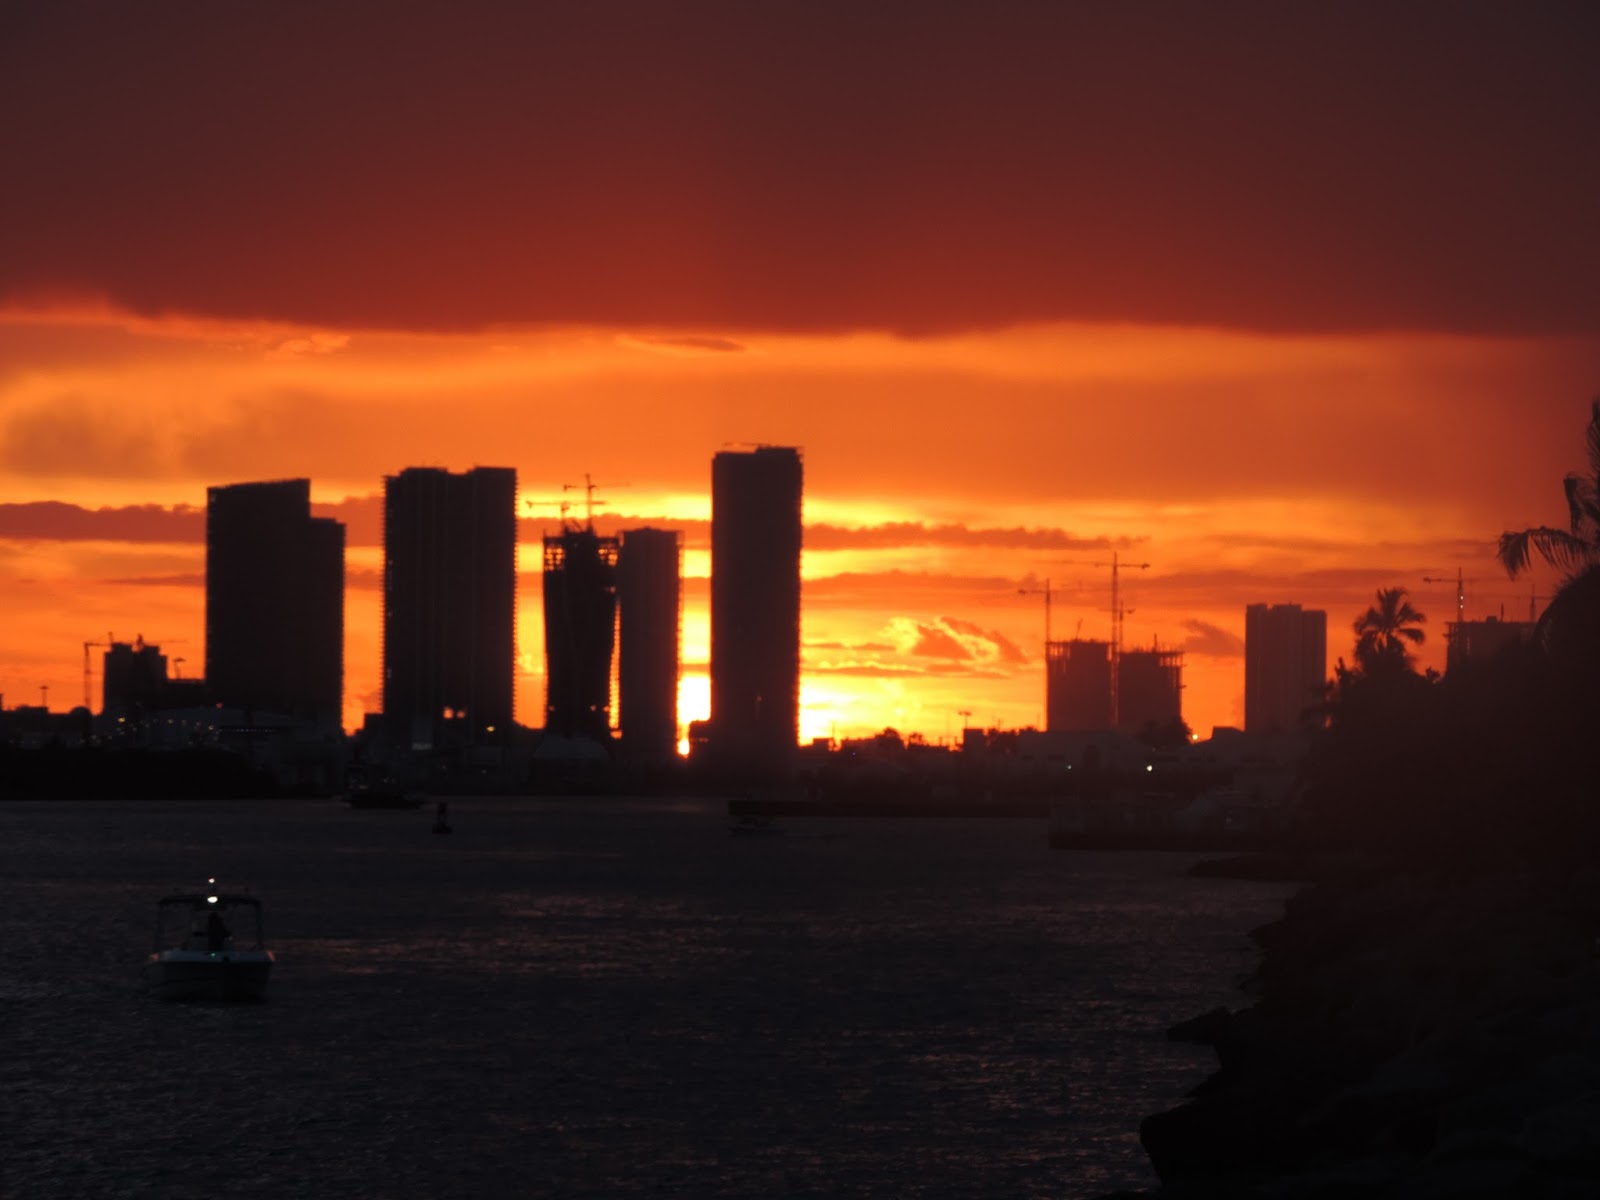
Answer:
[
  {"xmin": 709, "ymin": 445, "xmax": 803, "ymax": 772},
  {"xmin": 1244, "ymin": 603, "xmax": 1327, "ymax": 733},
  {"xmin": 382, "ymin": 466, "xmax": 517, "ymax": 748},
  {"xmin": 1046, "ymin": 638, "xmax": 1113, "ymax": 731},
  {"xmin": 1117, "ymin": 644, "xmax": 1184, "ymax": 735},
  {"xmin": 542, "ymin": 521, "xmax": 619, "ymax": 742},
  {"xmin": 206, "ymin": 479, "xmax": 345, "ymax": 724},
  {"xmin": 617, "ymin": 527, "xmax": 682, "ymax": 762}
]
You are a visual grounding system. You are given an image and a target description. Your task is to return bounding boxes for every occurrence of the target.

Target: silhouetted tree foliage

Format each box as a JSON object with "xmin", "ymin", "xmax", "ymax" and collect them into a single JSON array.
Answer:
[
  {"xmin": 1351, "ymin": 586, "xmax": 1426, "ymax": 676},
  {"xmin": 1498, "ymin": 398, "xmax": 1600, "ymax": 579},
  {"xmin": 1302, "ymin": 408, "xmax": 1600, "ymax": 868}
]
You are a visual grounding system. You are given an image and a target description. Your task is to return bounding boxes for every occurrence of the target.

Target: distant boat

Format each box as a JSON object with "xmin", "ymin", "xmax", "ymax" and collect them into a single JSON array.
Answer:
[
  {"xmin": 729, "ymin": 814, "xmax": 784, "ymax": 836},
  {"xmin": 342, "ymin": 766, "xmax": 424, "ymax": 809},
  {"xmin": 143, "ymin": 884, "xmax": 274, "ymax": 1001}
]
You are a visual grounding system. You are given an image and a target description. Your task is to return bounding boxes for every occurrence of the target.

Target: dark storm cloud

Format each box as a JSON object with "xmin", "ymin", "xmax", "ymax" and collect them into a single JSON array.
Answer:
[
  {"xmin": 100, "ymin": 573, "xmax": 204, "ymax": 588},
  {"xmin": 0, "ymin": 501, "xmax": 204, "ymax": 543},
  {"xmin": 3, "ymin": 3, "xmax": 1597, "ymax": 335},
  {"xmin": 1180, "ymin": 619, "xmax": 1246, "ymax": 659},
  {"xmin": 805, "ymin": 524, "xmax": 1119, "ymax": 552}
]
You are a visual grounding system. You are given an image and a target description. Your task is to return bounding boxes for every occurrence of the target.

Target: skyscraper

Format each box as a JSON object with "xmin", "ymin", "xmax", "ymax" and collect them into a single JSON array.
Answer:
[
  {"xmin": 1244, "ymin": 603, "xmax": 1327, "ymax": 733},
  {"xmin": 542, "ymin": 520, "xmax": 619, "ymax": 742},
  {"xmin": 617, "ymin": 527, "xmax": 682, "ymax": 762},
  {"xmin": 709, "ymin": 445, "xmax": 803, "ymax": 772},
  {"xmin": 206, "ymin": 478, "xmax": 345, "ymax": 724},
  {"xmin": 382, "ymin": 466, "xmax": 517, "ymax": 748}
]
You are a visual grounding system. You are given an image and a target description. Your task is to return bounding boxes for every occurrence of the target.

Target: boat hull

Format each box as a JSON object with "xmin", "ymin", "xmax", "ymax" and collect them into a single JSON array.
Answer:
[{"xmin": 144, "ymin": 951, "xmax": 274, "ymax": 1001}]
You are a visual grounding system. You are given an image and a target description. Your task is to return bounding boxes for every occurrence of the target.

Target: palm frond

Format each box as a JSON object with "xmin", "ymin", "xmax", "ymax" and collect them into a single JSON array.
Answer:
[
  {"xmin": 1499, "ymin": 526, "xmax": 1588, "ymax": 578},
  {"xmin": 1585, "ymin": 398, "xmax": 1600, "ymax": 481},
  {"xmin": 1395, "ymin": 626, "xmax": 1426, "ymax": 645}
]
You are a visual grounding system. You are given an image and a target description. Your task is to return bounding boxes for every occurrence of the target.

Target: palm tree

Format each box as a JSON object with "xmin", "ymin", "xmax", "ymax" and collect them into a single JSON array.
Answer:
[
  {"xmin": 1352, "ymin": 586, "xmax": 1427, "ymax": 674},
  {"xmin": 1499, "ymin": 399, "xmax": 1600, "ymax": 672},
  {"xmin": 1497, "ymin": 399, "xmax": 1600, "ymax": 579}
]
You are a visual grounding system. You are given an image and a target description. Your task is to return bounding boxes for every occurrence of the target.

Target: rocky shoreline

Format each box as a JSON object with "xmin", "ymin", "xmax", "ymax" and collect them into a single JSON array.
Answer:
[{"xmin": 1120, "ymin": 856, "xmax": 1600, "ymax": 1198}]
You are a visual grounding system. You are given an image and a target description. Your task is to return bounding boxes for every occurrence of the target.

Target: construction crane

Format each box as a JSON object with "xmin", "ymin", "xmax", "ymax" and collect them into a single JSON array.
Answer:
[
  {"xmin": 83, "ymin": 631, "xmax": 114, "ymax": 711},
  {"xmin": 1016, "ymin": 579, "xmax": 1059, "ymax": 719},
  {"xmin": 1059, "ymin": 552, "xmax": 1151, "ymax": 726},
  {"xmin": 562, "ymin": 474, "xmax": 631, "ymax": 527},
  {"xmin": 1420, "ymin": 568, "xmax": 1483, "ymax": 626},
  {"xmin": 1016, "ymin": 578, "xmax": 1058, "ymax": 645}
]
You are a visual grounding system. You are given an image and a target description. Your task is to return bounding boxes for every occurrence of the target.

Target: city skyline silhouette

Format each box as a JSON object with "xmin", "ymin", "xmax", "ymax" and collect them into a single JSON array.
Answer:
[{"xmin": 2, "ymin": 3, "xmax": 1597, "ymax": 743}]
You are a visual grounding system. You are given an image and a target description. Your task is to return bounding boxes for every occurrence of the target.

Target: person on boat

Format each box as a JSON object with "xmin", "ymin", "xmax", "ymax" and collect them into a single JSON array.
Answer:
[{"xmin": 206, "ymin": 909, "xmax": 230, "ymax": 951}]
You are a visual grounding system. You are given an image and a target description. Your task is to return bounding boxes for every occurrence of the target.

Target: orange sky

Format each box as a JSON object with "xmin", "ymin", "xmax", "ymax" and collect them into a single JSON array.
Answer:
[
  {"xmin": 2, "ymin": 5, "xmax": 1598, "ymax": 743},
  {"xmin": 2, "ymin": 308, "xmax": 1596, "ymax": 741}
]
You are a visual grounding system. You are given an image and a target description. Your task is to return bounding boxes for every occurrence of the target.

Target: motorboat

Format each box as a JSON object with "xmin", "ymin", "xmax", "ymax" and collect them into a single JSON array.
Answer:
[
  {"xmin": 143, "ymin": 883, "xmax": 274, "ymax": 1001},
  {"xmin": 728, "ymin": 814, "xmax": 784, "ymax": 836}
]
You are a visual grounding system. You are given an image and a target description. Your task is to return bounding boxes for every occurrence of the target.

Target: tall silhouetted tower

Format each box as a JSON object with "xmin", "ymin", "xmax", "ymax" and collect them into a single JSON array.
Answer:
[
  {"xmin": 206, "ymin": 479, "xmax": 344, "ymax": 725},
  {"xmin": 383, "ymin": 466, "xmax": 517, "ymax": 748},
  {"xmin": 617, "ymin": 527, "xmax": 682, "ymax": 762},
  {"xmin": 542, "ymin": 519, "xmax": 619, "ymax": 743},
  {"xmin": 709, "ymin": 446, "xmax": 803, "ymax": 773},
  {"xmin": 1244, "ymin": 603, "xmax": 1327, "ymax": 733}
]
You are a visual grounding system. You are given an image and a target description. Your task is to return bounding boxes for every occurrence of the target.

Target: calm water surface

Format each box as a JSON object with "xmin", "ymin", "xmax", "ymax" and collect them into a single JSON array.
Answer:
[{"xmin": 2, "ymin": 798, "xmax": 1292, "ymax": 1199}]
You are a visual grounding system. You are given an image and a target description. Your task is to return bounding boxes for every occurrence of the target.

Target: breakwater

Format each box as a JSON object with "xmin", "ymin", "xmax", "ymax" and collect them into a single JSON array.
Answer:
[{"xmin": 1139, "ymin": 859, "xmax": 1600, "ymax": 1196}]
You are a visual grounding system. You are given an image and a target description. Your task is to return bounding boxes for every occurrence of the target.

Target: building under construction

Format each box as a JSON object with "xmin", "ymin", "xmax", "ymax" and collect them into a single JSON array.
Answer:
[
  {"xmin": 543, "ymin": 519, "xmax": 620, "ymax": 743},
  {"xmin": 1445, "ymin": 615, "xmax": 1534, "ymax": 674},
  {"xmin": 1047, "ymin": 639, "xmax": 1113, "ymax": 731},
  {"xmin": 1117, "ymin": 643, "xmax": 1184, "ymax": 735},
  {"xmin": 1045, "ymin": 637, "xmax": 1183, "ymax": 734},
  {"xmin": 617, "ymin": 527, "xmax": 682, "ymax": 762}
]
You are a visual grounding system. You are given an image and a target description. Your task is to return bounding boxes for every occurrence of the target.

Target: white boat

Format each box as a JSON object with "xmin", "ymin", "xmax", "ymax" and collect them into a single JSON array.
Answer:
[{"xmin": 143, "ymin": 884, "xmax": 274, "ymax": 1001}]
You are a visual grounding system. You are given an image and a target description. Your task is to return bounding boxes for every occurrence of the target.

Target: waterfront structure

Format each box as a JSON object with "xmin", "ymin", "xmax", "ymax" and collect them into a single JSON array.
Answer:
[
  {"xmin": 206, "ymin": 479, "xmax": 344, "ymax": 725},
  {"xmin": 382, "ymin": 466, "xmax": 517, "ymax": 748},
  {"xmin": 1117, "ymin": 644, "xmax": 1184, "ymax": 735},
  {"xmin": 1046, "ymin": 638, "xmax": 1114, "ymax": 731},
  {"xmin": 542, "ymin": 519, "xmax": 620, "ymax": 743},
  {"xmin": 1244, "ymin": 603, "xmax": 1327, "ymax": 733},
  {"xmin": 709, "ymin": 445, "xmax": 803, "ymax": 772},
  {"xmin": 617, "ymin": 527, "xmax": 682, "ymax": 761}
]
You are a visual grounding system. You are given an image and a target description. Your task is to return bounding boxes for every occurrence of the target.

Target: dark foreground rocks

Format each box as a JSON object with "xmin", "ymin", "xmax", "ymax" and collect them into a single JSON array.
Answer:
[{"xmin": 1141, "ymin": 862, "xmax": 1600, "ymax": 1198}]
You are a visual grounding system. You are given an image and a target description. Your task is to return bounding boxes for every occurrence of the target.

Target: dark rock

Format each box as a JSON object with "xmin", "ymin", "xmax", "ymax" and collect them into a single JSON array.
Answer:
[{"xmin": 1167, "ymin": 1006, "xmax": 1231, "ymax": 1045}]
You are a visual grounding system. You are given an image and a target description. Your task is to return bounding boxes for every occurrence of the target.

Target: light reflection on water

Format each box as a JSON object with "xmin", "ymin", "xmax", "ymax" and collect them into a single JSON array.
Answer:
[{"xmin": 2, "ymin": 798, "xmax": 1292, "ymax": 1199}]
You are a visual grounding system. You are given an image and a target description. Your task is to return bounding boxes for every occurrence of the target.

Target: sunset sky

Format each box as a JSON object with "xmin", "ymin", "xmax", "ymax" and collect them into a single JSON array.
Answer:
[{"xmin": 3, "ymin": 3, "xmax": 1598, "ymax": 743}]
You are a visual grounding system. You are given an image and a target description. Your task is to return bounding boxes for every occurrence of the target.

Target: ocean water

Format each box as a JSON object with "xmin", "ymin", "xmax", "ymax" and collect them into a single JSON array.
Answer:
[{"xmin": 1, "ymin": 798, "xmax": 1292, "ymax": 1199}]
